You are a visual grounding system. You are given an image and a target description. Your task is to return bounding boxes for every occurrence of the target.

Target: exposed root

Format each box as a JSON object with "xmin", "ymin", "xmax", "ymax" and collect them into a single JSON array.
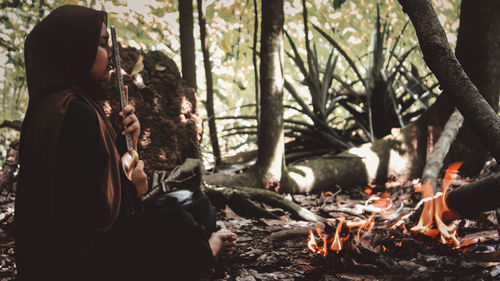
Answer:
[{"xmin": 205, "ymin": 184, "xmax": 326, "ymax": 223}]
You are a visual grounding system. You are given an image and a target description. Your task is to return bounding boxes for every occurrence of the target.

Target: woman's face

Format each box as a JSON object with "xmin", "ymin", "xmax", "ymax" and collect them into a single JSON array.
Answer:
[{"xmin": 89, "ymin": 23, "xmax": 112, "ymax": 82}]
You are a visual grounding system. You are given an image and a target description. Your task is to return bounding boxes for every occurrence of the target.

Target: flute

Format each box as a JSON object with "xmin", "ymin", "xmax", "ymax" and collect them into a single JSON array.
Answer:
[{"xmin": 111, "ymin": 26, "xmax": 139, "ymax": 180}]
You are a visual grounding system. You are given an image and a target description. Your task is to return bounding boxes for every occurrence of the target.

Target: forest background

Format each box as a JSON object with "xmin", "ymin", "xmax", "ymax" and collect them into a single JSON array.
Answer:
[{"xmin": 0, "ymin": 0, "xmax": 461, "ymax": 173}]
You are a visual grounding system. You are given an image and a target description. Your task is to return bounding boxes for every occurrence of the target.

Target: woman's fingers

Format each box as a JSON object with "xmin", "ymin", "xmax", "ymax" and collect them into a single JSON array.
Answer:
[
  {"xmin": 119, "ymin": 104, "xmax": 135, "ymax": 116},
  {"xmin": 122, "ymin": 113, "xmax": 137, "ymax": 127},
  {"xmin": 122, "ymin": 121, "xmax": 139, "ymax": 135}
]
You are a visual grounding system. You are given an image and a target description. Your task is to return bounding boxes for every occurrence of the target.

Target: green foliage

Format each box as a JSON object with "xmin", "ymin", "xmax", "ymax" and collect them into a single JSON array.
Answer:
[
  {"xmin": 282, "ymin": 1, "xmax": 441, "ymax": 161},
  {"xmin": 0, "ymin": 0, "xmax": 461, "ymax": 165}
]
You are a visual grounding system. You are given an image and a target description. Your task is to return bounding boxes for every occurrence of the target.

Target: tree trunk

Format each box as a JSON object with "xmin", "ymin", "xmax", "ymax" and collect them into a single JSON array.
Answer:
[
  {"xmin": 445, "ymin": 0, "xmax": 500, "ymax": 176},
  {"xmin": 253, "ymin": 0, "xmax": 260, "ymax": 127},
  {"xmin": 179, "ymin": 0, "xmax": 197, "ymax": 90},
  {"xmin": 197, "ymin": 0, "xmax": 222, "ymax": 167},
  {"xmin": 97, "ymin": 47, "xmax": 203, "ymax": 182},
  {"xmin": 254, "ymin": 0, "xmax": 285, "ymax": 191}
]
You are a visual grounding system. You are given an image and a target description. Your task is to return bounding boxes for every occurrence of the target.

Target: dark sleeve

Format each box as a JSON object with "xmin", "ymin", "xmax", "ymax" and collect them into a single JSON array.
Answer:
[{"xmin": 56, "ymin": 99, "xmax": 102, "ymax": 275}]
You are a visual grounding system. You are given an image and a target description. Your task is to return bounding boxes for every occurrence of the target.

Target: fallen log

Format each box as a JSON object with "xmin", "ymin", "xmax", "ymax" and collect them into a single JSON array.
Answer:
[
  {"xmin": 206, "ymin": 119, "xmax": 428, "ymax": 193},
  {"xmin": 205, "ymin": 184, "xmax": 327, "ymax": 223}
]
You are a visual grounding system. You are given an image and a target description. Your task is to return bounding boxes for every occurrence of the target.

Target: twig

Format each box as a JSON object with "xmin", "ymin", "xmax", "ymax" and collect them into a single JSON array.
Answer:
[{"xmin": 0, "ymin": 120, "xmax": 22, "ymax": 131}]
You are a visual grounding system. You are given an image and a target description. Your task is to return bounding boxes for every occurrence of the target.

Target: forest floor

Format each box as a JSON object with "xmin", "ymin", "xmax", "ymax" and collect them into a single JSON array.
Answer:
[
  {"xmin": 213, "ymin": 189, "xmax": 499, "ymax": 281},
  {"xmin": 1, "ymin": 162, "xmax": 500, "ymax": 280}
]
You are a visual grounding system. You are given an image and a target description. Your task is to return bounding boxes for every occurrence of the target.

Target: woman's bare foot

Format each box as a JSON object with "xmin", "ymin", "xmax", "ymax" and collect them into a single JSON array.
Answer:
[{"xmin": 209, "ymin": 231, "xmax": 237, "ymax": 258}]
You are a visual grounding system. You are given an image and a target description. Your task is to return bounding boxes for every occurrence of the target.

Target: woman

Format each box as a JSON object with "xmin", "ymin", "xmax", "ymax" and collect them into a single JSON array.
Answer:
[{"xmin": 16, "ymin": 5, "xmax": 235, "ymax": 281}]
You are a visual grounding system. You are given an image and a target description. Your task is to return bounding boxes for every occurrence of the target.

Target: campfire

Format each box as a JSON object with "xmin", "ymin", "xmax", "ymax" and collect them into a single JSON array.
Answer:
[{"xmin": 307, "ymin": 162, "xmax": 464, "ymax": 256}]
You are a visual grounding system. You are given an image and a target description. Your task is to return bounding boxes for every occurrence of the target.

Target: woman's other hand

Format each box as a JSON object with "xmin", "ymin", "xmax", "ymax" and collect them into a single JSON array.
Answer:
[
  {"xmin": 131, "ymin": 160, "xmax": 148, "ymax": 200},
  {"xmin": 119, "ymin": 85, "xmax": 140, "ymax": 150}
]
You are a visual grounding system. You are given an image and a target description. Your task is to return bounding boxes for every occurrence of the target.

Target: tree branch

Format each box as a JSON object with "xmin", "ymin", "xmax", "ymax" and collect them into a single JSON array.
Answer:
[
  {"xmin": 421, "ymin": 109, "xmax": 463, "ymax": 193},
  {"xmin": 0, "ymin": 120, "xmax": 22, "ymax": 131}
]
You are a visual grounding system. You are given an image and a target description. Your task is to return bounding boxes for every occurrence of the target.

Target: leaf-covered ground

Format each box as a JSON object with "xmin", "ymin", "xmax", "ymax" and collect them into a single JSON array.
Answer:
[
  {"xmin": 1, "ymin": 165, "xmax": 500, "ymax": 280},
  {"xmin": 213, "ymin": 185, "xmax": 500, "ymax": 281}
]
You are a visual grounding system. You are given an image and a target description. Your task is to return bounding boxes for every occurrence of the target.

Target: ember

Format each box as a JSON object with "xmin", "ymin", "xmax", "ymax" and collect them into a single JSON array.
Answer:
[{"xmin": 307, "ymin": 162, "xmax": 464, "ymax": 256}]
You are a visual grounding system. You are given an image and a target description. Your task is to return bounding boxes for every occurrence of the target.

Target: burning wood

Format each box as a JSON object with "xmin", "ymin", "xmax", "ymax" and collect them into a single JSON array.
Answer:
[{"xmin": 307, "ymin": 162, "xmax": 465, "ymax": 256}]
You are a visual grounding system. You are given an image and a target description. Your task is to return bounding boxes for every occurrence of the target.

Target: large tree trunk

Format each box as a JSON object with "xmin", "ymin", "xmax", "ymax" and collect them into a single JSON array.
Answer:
[
  {"xmin": 197, "ymin": 0, "xmax": 222, "ymax": 167},
  {"xmin": 443, "ymin": 0, "xmax": 500, "ymax": 175},
  {"xmin": 178, "ymin": 0, "xmax": 197, "ymax": 90},
  {"xmin": 254, "ymin": 0, "xmax": 286, "ymax": 190},
  {"xmin": 398, "ymin": 0, "xmax": 500, "ymax": 162},
  {"xmin": 98, "ymin": 47, "xmax": 203, "ymax": 183}
]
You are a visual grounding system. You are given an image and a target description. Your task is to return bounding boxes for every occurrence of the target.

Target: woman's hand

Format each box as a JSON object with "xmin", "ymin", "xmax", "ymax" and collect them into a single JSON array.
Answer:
[
  {"xmin": 131, "ymin": 160, "xmax": 148, "ymax": 200},
  {"xmin": 119, "ymin": 85, "xmax": 140, "ymax": 150}
]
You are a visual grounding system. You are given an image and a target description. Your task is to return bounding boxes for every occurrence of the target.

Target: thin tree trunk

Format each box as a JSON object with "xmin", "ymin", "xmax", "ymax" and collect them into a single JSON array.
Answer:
[
  {"xmin": 179, "ymin": 0, "xmax": 197, "ymax": 90},
  {"xmin": 254, "ymin": 0, "xmax": 285, "ymax": 190},
  {"xmin": 253, "ymin": 0, "xmax": 260, "ymax": 127},
  {"xmin": 398, "ymin": 0, "xmax": 500, "ymax": 162},
  {"xmin": 421, "ymin": 109, "xmax": 463, "ymax": 194},
  {"xmin": 197, "ymin": 0, "xmax": 221, "ymax": 167}
]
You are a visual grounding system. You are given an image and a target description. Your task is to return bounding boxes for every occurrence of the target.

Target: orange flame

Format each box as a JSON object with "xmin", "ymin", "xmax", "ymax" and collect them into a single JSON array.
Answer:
[
  {"xmin": 315, "ymin": 226, "xmax": 329, "ymax": 257},
  {"xmin": 307, "ymin": 163, "xmax": 464, "ymax": 256},
  {"xmin": 435, "ymin": 161, "xmax": 463, "ymax": 248},
  {"xmin": 307, "ymin": 229, "xmax": 319, "ymax": 254},
  {"xmin": 410, "ymin": 162, "xmax": 463, "ymax": 248},
  {"xmin": 330, "ymin": 217, "xmax": 344, "ymax": 253},
  {"xmin": 410, "ymin": 180, "xmax": 439, "ymax": 236}
]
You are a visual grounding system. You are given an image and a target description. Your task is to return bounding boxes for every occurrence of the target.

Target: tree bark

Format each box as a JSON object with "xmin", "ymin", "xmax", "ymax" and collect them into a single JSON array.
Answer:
[
  {"xmin": 254, "ymin": 0, "xmax": 286, "ymax": 190},
  {"xmin": 398, "ymin": 0, "xmax": 500, "ymax": 163},
  {"xmin": 179, "ymin": 0, "xmax": 197, "ymax": 90},
  {"xmin": 197, "ymin": 0, "xmax": 221, "ymax": 167}
]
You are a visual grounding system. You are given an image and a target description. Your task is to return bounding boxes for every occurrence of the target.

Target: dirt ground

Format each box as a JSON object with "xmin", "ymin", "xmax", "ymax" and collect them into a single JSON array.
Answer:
[
  {"xmin": 1, "ymin": 170, "xmax": 500, "ymax": 280},
  {"xmin": 213, "ymin": 186, "xmax": 500, "ymax": 281}
]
